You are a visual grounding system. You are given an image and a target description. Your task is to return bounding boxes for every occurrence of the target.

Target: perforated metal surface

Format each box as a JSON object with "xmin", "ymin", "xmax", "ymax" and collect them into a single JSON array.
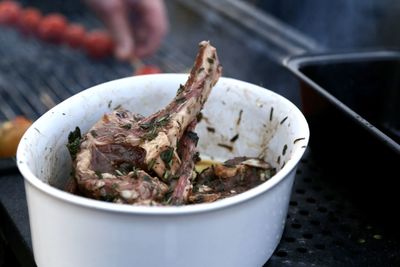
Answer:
[
  {"xmin": 1, "ymin": 1, "xmax": 399, "ymax": 267},
  {"xmin": 265, "ymin": 150, "xmax": 400, "ymax": 266}
]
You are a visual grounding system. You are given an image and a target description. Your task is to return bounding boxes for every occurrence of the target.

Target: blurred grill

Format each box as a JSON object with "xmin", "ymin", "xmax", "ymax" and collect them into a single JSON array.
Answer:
[{"xmin": 1, "ymin": 1, "xmax": 400, "ymax": 267}]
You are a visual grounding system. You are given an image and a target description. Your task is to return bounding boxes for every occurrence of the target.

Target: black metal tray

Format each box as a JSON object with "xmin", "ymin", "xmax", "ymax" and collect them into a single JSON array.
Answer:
[
  {"xmin": 1, "ymin": 1, "xmax": 399, "ymax": 266},
  {"xmin": 285, "ymin": 51, "xmax": 400, "ymax": 233}
]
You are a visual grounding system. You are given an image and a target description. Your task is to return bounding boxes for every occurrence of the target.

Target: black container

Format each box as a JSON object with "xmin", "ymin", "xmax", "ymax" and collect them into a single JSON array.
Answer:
[{"xmin": 285, "ymin": 50, "xmax": 400, "ymax": 233}]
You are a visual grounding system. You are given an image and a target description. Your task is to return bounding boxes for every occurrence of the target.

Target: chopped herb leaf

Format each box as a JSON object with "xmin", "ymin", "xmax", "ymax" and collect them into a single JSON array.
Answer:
[
  {"xmin": 143, "ymin": 175, "xmax": 152, "ymax": 183},
  {"xmin": 196, "ymin": 112, "xmax": 203, "ymax": 123},
  {"xmin": 230, "ymin": 134, "xmax": 239, "ymax": 143},
  {"xmin": 139, "ymin": 122, "xmax": 152, "ymax": 129},
  {"xmin": 175, "ymin": 97, "xmax": 185, "ymax": 104},
  {"xmin": 90, "ymin": 130, "xmax": 97, "ymax": 137},
  {"xmin": 66, "ymin": 127, "xmax": 81, "ymax": 160},
  {"xmin": 115, "ymin": 169, "xmax": 124, "ymax": 176},
  {"xmin": 293, "ymin": 137, "xmax": 305, "ymax": 144},
  {"xmin": 148, "ymin": 159, "xmax": 156, "ymax": 170},
  {"xmin": 156, "ymin": 115, "xmax": 170, "ymax": 125},
  {"xmin": 160, "ymin": 147, "xmax": 174, "ymax": 165},
  {"xmin": 280, "ymin": 116, "xmax": 288, "ymax": 125},
  {"xmin": 122, "ymin": 123, "xmax": 131, "ymax": 130},
  {"xmin": 95, "ymin": 171, "xmax": 103, "ymax": 179},
  {"xmin": 217, "ymin": 143, "xmax": 233, "ymax": 151},
  {"xmin": 177, "ymin": 84, "xmax": 185, "ymax": 95},
  {"xmin": 206, "ymin": 127, "xmax": 215, "ymax": 133},
  {"xmin": 269, "ymin": 107, "xmax": 274, "ymax": 121},
  {"xmin": 282, "ymin": 144, "xmax": 288, "ymax": 156},
  {"xmin": 163, "ymin": 170, "xmax": 170, "ymax": 180}
]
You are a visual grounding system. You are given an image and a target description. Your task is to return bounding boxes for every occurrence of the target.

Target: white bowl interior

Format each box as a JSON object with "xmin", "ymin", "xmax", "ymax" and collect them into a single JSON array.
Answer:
[{"xmin": 18, "ymin": 74, "xmax": 309, "ymax": 208}]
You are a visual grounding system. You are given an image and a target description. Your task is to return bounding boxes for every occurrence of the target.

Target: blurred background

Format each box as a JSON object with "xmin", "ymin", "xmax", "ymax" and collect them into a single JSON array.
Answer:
[{"xmin": 1, "ymin": 0, "xmax": 399, "ymax": 266}]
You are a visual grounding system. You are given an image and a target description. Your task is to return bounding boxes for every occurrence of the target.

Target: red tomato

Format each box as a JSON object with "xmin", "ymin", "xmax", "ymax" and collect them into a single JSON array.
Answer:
[
  {"xmin": 0, "ymin": 1, "xmax": 21, "ymax": 25},
  {"xmin": 0, "ymin": 116, "xmax": 32, "ymax": 158},
  {"xmin": 37, "ymin": 13, "xmax": 67, "ymax": 43},
  {"xmin": 18, "ymin": 7, "xmax": 42, "ymax": 34},
  {"xmin": 83, "ymin": 30, "xmax": 114, "ymax": 59},
  {"xmin": 64, "ymin": 23, "xmax": 86, "ymax": 48},
  {"xmin": 134, "ymin": 65, "xmax": 162, "ymax": 76}
]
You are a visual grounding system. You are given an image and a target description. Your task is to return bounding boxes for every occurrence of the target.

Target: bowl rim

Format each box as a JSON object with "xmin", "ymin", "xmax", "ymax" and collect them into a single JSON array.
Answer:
[{"xmin": 17, "ymin": 74, "xmax": 309, "ymax": 216}]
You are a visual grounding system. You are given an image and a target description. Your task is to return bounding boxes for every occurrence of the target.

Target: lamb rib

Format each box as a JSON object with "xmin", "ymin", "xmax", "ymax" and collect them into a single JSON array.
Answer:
[{"xmin": 72, "ymin": 41, "xmax": 222, "ymax": 204}]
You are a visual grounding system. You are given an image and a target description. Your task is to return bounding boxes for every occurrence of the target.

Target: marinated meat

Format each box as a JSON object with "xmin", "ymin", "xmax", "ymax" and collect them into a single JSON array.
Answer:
[
  {"xmin": 189, "ymin": 157, "xmax": 276, "ymax": 204},
  {"xmin": 70, "ymin": 41, "xmax": 222, "ymax": 204}
]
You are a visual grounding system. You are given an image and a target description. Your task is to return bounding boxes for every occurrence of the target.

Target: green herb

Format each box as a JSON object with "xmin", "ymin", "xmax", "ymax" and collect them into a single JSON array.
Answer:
[
  {"xmin": 111, "ymin": 183, "xmax": 119, "ymax": 189},
  {"xmin": 177, "ymin": 84, "xmax": 185, "ymax": 95},
  {"xmin": 90, "ymin": 130, "xmax": 97, "ymax": 137},
  {"xmin": 175, "ymin": 97, "xmax": 185, "ymax": 104},
  {"xmin": 115, "ymin": 169, "xmax": 124, "ymax": 176},
  {"xmin": 143, "ymin": 128, "xmax": 158, "ymax": 141},
  {"xmin": 143, "ymin": 175, "xmax": 152, "ymax": 183},
  {"xmin": 236, "ymin": 109, "xmax": 243, "ymax": 125},
  {"xmin": 269, "ymin": 107, "xmax": 274, "ymax": 121},
  {"xmin": 156, "ymin": 115, "xmax": 170, "ymax": 125},
  {"xmin": 95, "ymin": 171, "xmax": 103, "ymax": 179},
  {"xmin": 282, "ymin": 144, "xmax": 288, "ymax": 156},
  {"xmin": 66, "ymin": 127, "xmax": 81, "ymax": 160},
  {"xmin": 132, "ymin": 167, "xmax": 138, "ymax": 177},
  {"xmin": 293, "ymin": 137, "xmax": 305, "ymax": 144},
  {"xmin": 139, "ymin": 122, "xmax": 152, "ymax": 129},
  {"xmin": 101, "ymin": 194, "xmax": 115, "ymax": 202},
  {"xmin": 217, "ymin": 143, "xmax": 233, "ymax": 152},
  {"xmin": 206, "ymin": 127, "xmax": 215, "ymax": 133},
  {"xmin": 163, "ymin": 170, "xmax": 170, "ymax": 180},
  {"xmin": 122, "ymin": 123, "xmax": 131, "ymax": 130},
  {"xmin": 140, "ymin": 115, "xmax": 170, "ymax": 141},
  {"xmin": 160, "ymin": 147, "xmax": 174, "ymax": 166},
  {"xmin": 148, "ymin": 159, "xmax": 156, "ymax": 170},
  {"xmin": 196, "ymin": 112, "xmax": 203, "ymax": 122},
  {"xmin": 280, "ymin": 116, "xmax": 288, "ymax": 125},
  {"xmin": 230, "ymin": 134, "xmax": 239, "ymax": 143}
]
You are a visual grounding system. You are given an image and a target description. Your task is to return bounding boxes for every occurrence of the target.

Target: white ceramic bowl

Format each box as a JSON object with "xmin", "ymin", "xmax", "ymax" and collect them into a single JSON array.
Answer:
[{"xmin": 17, "ymin": 74, "xmax": 309, "ymax": 267}]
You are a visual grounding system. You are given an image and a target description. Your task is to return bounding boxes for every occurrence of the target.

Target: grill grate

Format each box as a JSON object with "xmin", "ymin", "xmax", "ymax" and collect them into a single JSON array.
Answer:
[
  {"xmin": 1, "ymin": 1, "xmax": 399, "ymax": 266},
  {"xmin": 265, "ymin": 149, "xmax": 400, "ymax": 266}
]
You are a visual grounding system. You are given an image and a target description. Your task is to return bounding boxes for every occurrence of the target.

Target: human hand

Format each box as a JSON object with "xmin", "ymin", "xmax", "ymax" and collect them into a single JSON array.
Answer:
[{"xmin": 84, "ymin": 0, "xmax": 168, "ymax": 61}]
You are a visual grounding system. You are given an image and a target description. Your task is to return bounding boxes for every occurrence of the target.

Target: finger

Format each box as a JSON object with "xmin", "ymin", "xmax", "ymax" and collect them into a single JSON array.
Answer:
[
  {"xmin": 128, "ymin": 0, "xmax": 168, "ymax": 58},
  {"xmin": 85, "ymin": 0, "xmax": 135, "ymax": 61}
]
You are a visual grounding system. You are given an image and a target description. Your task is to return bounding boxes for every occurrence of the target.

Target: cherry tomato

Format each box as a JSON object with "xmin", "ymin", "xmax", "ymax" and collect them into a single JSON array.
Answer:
[
  {"xmin": 18, "ymin": 7, "xmax": 42, "ymax": 34},
  {"xmin": 64, "ymin": 23, "xmax": 86, "ymax": 48},
  {"xmin": 134, "ymin": 65, "xmax": 162, "ymax": 75},
  {"xmin": 83, "ymin": 30, "xmax": 114, "ymax": 59},
  {"xmin": 37, "ymin": 13, "xmax": 67, "ymax": 43},
  {"xmin": 0, "ymin": 116, "xmax": 32, "ymax": 158},
  {"xmin": 0, "ymin": 1, "xmax": 21, "ymax": 25}
]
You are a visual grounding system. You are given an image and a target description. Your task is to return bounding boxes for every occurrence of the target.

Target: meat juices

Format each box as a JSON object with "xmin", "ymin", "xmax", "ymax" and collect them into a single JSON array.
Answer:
[{"xmin": 71, "ymin": 41, "xmax": 222, "ymax": 205}]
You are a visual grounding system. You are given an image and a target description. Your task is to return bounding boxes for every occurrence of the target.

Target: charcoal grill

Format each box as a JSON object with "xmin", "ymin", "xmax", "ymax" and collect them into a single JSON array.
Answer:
[{"xmin": 1, "ymin": 1, "xmax": 399, "ymax": 266}]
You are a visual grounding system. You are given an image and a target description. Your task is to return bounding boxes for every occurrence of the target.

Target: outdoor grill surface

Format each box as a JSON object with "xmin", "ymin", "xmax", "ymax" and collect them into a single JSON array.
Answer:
[{"xmin": 1, "ymin": 1, "xmax": 399, "ymax": 266}]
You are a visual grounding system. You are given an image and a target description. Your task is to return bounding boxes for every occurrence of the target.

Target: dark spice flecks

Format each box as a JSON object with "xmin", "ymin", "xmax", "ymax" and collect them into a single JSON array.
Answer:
[
  {"xmin": 282, "ymin": 144, "xmax": 288, "ymax": 156},
  {"xmin": 230, "ymin": 134, "xmax": 239, "ymax": 143},
  {"xmin": 270, "ymin": 107, "xmax": 274, "ymax": 121},
  {"xmin": 294, "ymin": 137, "xmax": 306, "ymax": 144}
]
